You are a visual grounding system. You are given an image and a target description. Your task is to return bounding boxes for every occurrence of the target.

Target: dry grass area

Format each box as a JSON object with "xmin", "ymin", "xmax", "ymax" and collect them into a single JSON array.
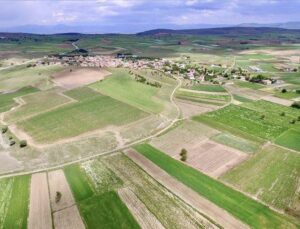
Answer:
[
  {"xmin": 53, "ymin": 205, "xmax": 85, "ymax": 229},
  {"xmin": 28, "ymin": 173, "xmax": 52, "ymax": 229},
  {"xmin": 126, "ymin": 149, "xmax": 248, "ymax": 229},
  {"xmin": 225, "ymin": 84, "xmax": 269, "ymax": 100},
  {"xmin": 262, "ymin": 95, "xmax": 293, "ymax": 106},
  {"xmin": 48, "ymin": 169, "xmax": 75, "ymax": 212},
  {"xmin": 151, "ymin": 120, "xmax": 219, "ymax": 153},
  {"xmin": 118, "ymin": 188, "xmax": 165, "ymax": 229},
  {"xmin": 52, "ymin": 68, "xmax": 111, "ymax": 89},
  {"xmin": 175, "ymin": 99, "xmax": 217, "ymax": 118}
]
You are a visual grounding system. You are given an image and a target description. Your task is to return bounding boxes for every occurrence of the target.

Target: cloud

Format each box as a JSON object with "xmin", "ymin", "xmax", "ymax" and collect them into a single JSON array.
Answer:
[{"xmin": 0, "ymin": 0, "xmax": 300, "ymax": 32}]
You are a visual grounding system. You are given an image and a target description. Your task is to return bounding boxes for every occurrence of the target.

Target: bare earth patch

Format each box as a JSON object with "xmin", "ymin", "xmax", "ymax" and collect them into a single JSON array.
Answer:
[
  {"xmin": 48, "ymin": 169, "xmax": 75, "ymax": 212},
  {"xmin": 53, "ymin": 205, "xmax": 85, "ymax": 229},
  {"xmin": 175, "ymin": 99, "xmax": 217, "ymax": 118},
  {"xmin": 52, "ymin": 68, "xmax": 111, "ymax": 89},
  {"xmin": 28, "ymin": 173, "xmax": 52, "ymax": 229},
  {"xmin": 126, "ymin": 149, "xmax": 248, "ymax": 229},
  {"xmin": 118, "ymin": 188, "xmax": 165, "ymax": 229}
]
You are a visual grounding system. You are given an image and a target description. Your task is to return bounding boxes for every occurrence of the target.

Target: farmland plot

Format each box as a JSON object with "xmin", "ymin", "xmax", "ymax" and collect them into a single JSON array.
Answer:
[
  {"xmin": 18, "ymin": 93, "xmax": 148, "ymax": 143},
  {"xmin": 104, "ymin": 153, "xmax": 216, "ymax": 229},
  {"xmin": 53, "ymin": 205, "xmax": 85, "ymax": 229},
  {"xmin": 135, "ymin": 144, "xmax": 299, "ymax": 228},
  {"xmin": 222, "ymin": 145, "xmax": 300, "ymax": 213},
  {"xmin": 48, "ymin": 169, "xmax": 76, "ymax": 212},
  {"xmin": 79, "ymin": 191, "xmax": 140, "ymax": 229},
  {"xmin": 28, "ymin": 173, "xmax": 52, "ymax": 229},
  {"xmin": 0, "ymin": 176, "xmax": 30, "ymax": 229},
  {"xmin": 52, "ymin": 68, "xmax": 111, "ymax": 89},
  {"xmin": 4, "ymin": 89, "xmax": 73, "ymax": 123},
  {"xmin": 275, "ymin": 129, "xmax": 300, "ymax": 151},
  {"xmin": 118, "ymin": 188, "xmax": 165, "ymax": 229}
]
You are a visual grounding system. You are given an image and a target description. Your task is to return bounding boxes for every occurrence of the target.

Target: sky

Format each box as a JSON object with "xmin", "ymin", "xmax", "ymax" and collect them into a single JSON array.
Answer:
[{"xmin": 1, "ymin": 0, "xmax": 300, "ymax": 33}]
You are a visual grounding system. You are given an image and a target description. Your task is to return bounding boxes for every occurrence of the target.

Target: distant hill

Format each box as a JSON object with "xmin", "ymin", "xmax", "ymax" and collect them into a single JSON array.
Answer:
[
  {"xmin": 238, "ymin": 21, "xmax": 300, "ymax": 30},
  {"xmin": 136, "ymin": 27, "xmax": 300, "ymax": 36}
]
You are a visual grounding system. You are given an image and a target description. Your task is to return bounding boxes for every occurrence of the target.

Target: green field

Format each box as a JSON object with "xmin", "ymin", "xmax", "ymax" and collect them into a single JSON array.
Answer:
[
  {"xmin": 188, "ymin": 84, "xmax": 226, "ymax": 92},
  {"xmin": 233, "ymin": 94, "xmax": 253, "ymax": 103},
  {"xmin": 211, "ymin": 132, "xmax": 261, "ymax": 153},
  {"xmin": 222, "ymin": 145, "xmax": 300, "ymax": 212},
  {"xmin": 134, "ymin": 144, "xmax": 299, "ymax": 228},
  {"xmin": 176, "ymin": 89, "xmax": 230, "ymax": 106},
  {"xmin": 90, "ymin": 68, "xmax": 164, "ymax": 113},
  {"xmin": 275, "ymin": 129, "xmax": 300, "ymax": 151},
  {"xmin": 275, "ymin": 90, "xmax": 300, "ymax": 99},
  {"xmin": 235, "ymin": 81, "xmax": 265, "ymax": 90},
  {"xmin": 5, "ymin": 89, "xmax": 72, "ymax": 123},
  {"xmin": 64, "ymin": 165, "xmax": 94, "ymax": 202},
  {"xmin": 195, "ymin": 100, "xmax": 300, "ymax": 141},
  {"xmin": 104, "ymin": 153, "xmax": 210, "ymax": 228},
  {"xmin": 0, "ymin": 86, "xmax": 39, "ymax": 113},
  {"xmin": 0, "ymin": 176, "xmax": 30, "ymax": 229},
  {"xmin": 79, "ymin": 191, "xmax": 140, "ymax": 229},
  {"xmin": 19, "ymin": 92, "xmax": 148, "ymax": 143}
]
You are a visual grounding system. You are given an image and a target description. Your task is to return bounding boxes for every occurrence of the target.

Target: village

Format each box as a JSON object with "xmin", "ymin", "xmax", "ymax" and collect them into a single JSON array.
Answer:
[{"xmin": 34, "ymin": 53, "xmax": 280, "ymax": 86}]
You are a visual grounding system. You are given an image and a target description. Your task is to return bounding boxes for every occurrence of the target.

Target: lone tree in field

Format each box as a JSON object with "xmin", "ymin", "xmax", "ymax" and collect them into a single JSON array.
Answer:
[
  {"xmin": 180, "ymin": 148, "xmax": 187, "ymax": 162},
  {"xmin": 55, "ymin": 191, "xmax": 62, "ymax": 203},
  {"xmin": 19, "ymin": 140, "xmax": 27, "ymax": 148}
]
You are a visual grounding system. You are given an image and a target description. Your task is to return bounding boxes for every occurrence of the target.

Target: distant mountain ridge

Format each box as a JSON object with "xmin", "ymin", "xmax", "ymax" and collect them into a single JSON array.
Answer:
[
  {"xmin": 238, "ymin": 21, "xmax": 300, "ymax": 30},
  {"xmin": 136, "ymin": 27, "xmax": 300, "ymax": 36}
]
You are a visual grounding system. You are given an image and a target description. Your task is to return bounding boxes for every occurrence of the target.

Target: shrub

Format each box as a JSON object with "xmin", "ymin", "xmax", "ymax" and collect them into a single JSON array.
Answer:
[
  {"xmin": 281, "ymin": 88, "xmax": 287, "ymax": 93},
  {"xmin": 55, "ymin": 191, "xmax": 62, "ymax": 203},
  {"xmin": 291, "ymin": 101, "xmax": 300, "ymax": 109},
  {"xmin": 260, "ymin": 114, "xmax": 265, "ymax": 120},
  {"xmin": 180, "ymin": 148, "xmax": 187, "ymax": 162},
  {"xmin": 298, "ymin": 116, "xmax": 300, "ymax": 121},
  {"xmin": 9, "ymin": 141, "xmax": 16, "ymax": 146},
  {"xmin": 1, "ymin": 126, "xmax": 8, "ymax": 134},
  {"xmin": 290, "ymin": 119, "xmax": 296, "ymax": 124},
  {"xmin": 19, "ymin": 140, "xmax": 27, "ymax": 148},
  {"xmin": 280, "ymin": 112, "xmax": 285, "ymax": 116}
]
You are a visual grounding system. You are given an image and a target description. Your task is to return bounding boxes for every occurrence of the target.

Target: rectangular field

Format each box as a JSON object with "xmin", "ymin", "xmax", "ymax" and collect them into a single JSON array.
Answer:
[
  {"xmin": 0, "ymin": 175, "xmax": 30, "ymax": 229},
  {"xmin": 48, "ymin": 169, "xmax": 76, "ymax": 212},
  {"xmin": 176, "ymin": 89, "xmax": 230, "ymax": 106},
  {"xmin": 0, "ymin": 86, "xmax": 39, "ymax": 113},
  {"xmin": 18, "ymin": 93, "xmax": 148, "ymax": 143},
  {"xmin": 134, "ymin": 144, "xmax": 299, "ymax": 229},
  {"xmin": 53, "ymin": 205, "xmax": 85, "ymax": 229},
  {"xmin": 275, "ymin": 129, "xmax": 300, "ymax": 151},
  {"xmin": 4, "ymin": 89, "xmax": 73, "ymax": 123},
  {"xmin": 104, "ymin": 153, "xmax": 213, "ymax": 229},
  {"xmin": 194, "ymin": 104, "xmax": 293, "ymax": 140},
  {"xmin": 187, "ymin": 84, "xmax": 226, "ymax": 92},
  {"xmin": 90, "ymin": 68, "xmax": 164, "ymax": 113},
  {"xmin": 118, "ymin": 188, "xmax": 164, "ymax": 229},
  {"xmin": 79, "ymin": 191, "xmax": 140, "ymax": 229},
  {"xmin": 64, "ymin": 165, "xmax": 94, "ymax": 202},
  {"xmin": 52, "ymin": 68, "xmax": 111, "ymax": 89},
  {"xmin": 28, "ymin": 173, "xmax": 52, "ymax": 229},
  {"xmin": 222, "ymin": 145, "xmax": 300, "ymax": 212}
]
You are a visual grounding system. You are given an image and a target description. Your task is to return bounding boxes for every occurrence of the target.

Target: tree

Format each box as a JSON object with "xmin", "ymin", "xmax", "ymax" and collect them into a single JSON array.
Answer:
[
  {"xmin": 280, "ymin": 112, "xmax": 285, "ymax": 116},
  {"xmin": 19, "ymin": 140, "xmax": 27, "ymax": 148},
  {"xmin": 260, "ymin": 114, "xmax": 265, "ymax": 120},
  {"xmin": 55, "ymin": 191, "xmax": 62, "ymax": 203},
  {"xmin": 281, "ymin": 88, "xmax": 287, "ymax": 93},
  {"xmin": 180, "ymin": 148, "xmax": 187, "ymax": 162},
  {"xmin": 1, "ymin": 126, "xmax": 8, "ymax": 134}
]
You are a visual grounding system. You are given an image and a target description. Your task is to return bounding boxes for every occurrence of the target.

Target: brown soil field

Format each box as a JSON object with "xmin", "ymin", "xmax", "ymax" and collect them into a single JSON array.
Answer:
[
  {"xmin": 52, "ymin": 68, "xmax": 111, "ymax": 89},
  {"xmin": 28, "ymin": 173, "xmax": 52, "ymax": 229},
  {"xmin": 153, "ymin": 137, "xmax": 248, "ymax": 178},
  {"xmin": 175, "ymin": 99, "xmax": 217, "ymax": 118},
  {"xmin": 53, "ymin": 205, "xmax": 85, "ymax": 229},
  {"xmin": 126, "ymin": 149, "xmax": 248, "ymax": 229},
  {"xmin": 118, "ymin": 188, "xmax": 165, "ymax": 229},
  {"xmin": 48, "ymin": 169, "xmax": 75, "ymax": 212},
  {"xmin": 262, "ymin": 95, "xmax": 293, "ymax": 106},
  {"xmin": 225, "ymin": 84, "xmax": 269, "ymax": 100}
]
